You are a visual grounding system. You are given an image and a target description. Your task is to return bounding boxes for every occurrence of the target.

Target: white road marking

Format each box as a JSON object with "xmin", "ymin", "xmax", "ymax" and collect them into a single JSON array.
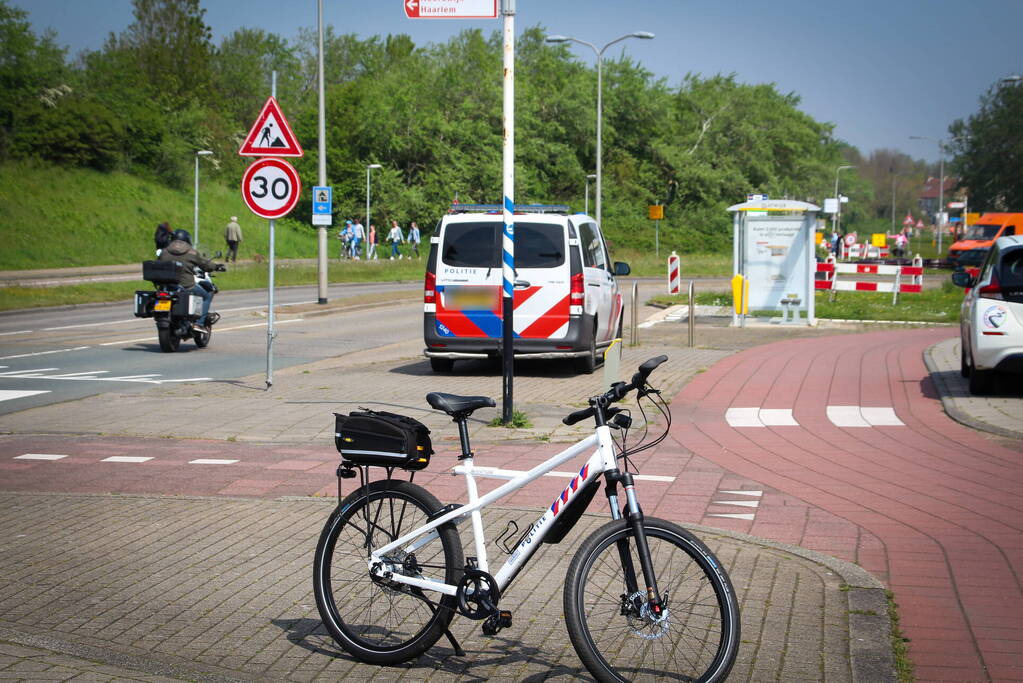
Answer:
[
  {"xmin": 101, "ymin": 456, "xmax": 152, "ymax": 463},
  {"xmin": 46, "ymin": 370, "xmax": 109, "ymax": 378},
  {"xmin": 827, "ymin": 406, "xmax": 903, "ymax": 427},
  {"xmin": 14, "ymin": 453, "xmax": 66, "ymax": 460},
  {"xmin": 98, "ymin": 318, "xmax": 303, "ymax": 346},
  {"xmin": 0, "ymin": 347, "xmax": 90, "ymax": 360},
  {"xmin": 0, "ymin": 367, "xmax": 210, "ymax": 384},
  {"xmin": 0, "ymin": 330, "xmax": 33, "ymax": 336},
  {"xmin": 712, "ymin": 499, "xmax": 760, "ymax": 508},
  {"xmin": 189, "ymin": 459, "xmax": 239, "ymax": 465},
  {"xmin": 0, "ymin": 368, "xmax": 58, "ymax": 376},
  {"xmin": 719, "ymin": 490, "xmax": 763, "ymax": 497},
  {"xmin": 0, "ymin": 389, "xmax": 50, "ymax": 402},
  {"xmin": 725, "ymin": 407, "xmax": 763, "ymax": 427},
  {"xmin": 706, "ymin": 513, "xmax": 756, "ymax": 521},
  {"xmin": 42, "ymin": 320, "xmax": 140, "ymax": 331}
]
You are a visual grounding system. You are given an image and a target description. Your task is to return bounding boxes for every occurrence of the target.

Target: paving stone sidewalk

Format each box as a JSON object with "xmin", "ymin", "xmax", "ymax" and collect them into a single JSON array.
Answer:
[{"xmin": 0, "ymin": 492, "xmax": 889, "ymax": 682}]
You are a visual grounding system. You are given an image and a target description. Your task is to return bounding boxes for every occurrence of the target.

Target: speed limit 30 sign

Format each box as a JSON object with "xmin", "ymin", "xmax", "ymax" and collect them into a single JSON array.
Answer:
[{"xmin": 242, "ymin": 157, "xmax": 301, "ymax": 219}]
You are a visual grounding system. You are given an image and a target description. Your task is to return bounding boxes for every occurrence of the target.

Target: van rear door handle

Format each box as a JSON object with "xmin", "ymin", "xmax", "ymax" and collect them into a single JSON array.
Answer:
[{"xmin": 514, "ymin": 279, "xmax": 531, "ymax": 289}]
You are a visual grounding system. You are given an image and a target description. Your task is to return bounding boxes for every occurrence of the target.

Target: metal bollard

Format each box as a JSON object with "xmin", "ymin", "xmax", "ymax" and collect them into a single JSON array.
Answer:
[
  {"xmin": 630, "ymin": 281, "xmax": 639, "ymax": 346},
  {"xmin": 688, "ymin": 280, "xmax": 695, "ymax": 347}
]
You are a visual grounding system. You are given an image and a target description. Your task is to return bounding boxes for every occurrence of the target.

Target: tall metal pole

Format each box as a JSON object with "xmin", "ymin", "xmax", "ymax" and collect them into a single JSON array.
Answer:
[
  {"xmin": 316, "ymin": 0, "xmax": 328, "ymax": 304},
  {"xmin": 501, "ymin": 0, "xmax": 516, "ymax": 423},
  {"xmin": 266, "ymin": 71, "xmax": 278, "ymax": 389},
  {"xmin": 890, "ymin": 169, "xmax": 896, "ymax": 234},
  {"xmin": 937, "ymin": 149, "xmax": 945, "ymax": 254},
  {"xmin": 193, "ymin": 154, "xmax": 200, "ymax": 248}
]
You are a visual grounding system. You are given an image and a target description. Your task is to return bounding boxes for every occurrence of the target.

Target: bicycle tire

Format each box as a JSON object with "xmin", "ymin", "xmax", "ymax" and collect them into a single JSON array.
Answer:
[
  {"xmin": 564, "ymin": 517, "xmax": 740, "ymax": 682},
  {"xmin": 313, "ymin": 479, "xmax": 463, "ymax": 664}
]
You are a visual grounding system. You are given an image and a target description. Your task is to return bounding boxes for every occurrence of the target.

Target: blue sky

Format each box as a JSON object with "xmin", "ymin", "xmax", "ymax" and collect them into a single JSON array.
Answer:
[{"xmin": 15, "ymin": 0, "xmax": 1023, "ymax": 163}]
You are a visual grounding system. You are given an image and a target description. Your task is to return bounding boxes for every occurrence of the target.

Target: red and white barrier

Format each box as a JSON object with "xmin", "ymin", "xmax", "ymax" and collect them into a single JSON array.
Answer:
[
  {"xmin": 816, "ymin": 255, "xmax": 924, "ymax": 303},
  {"xmin": 668, "ymin": 251, "xmax": 680, "ymax": 295}
]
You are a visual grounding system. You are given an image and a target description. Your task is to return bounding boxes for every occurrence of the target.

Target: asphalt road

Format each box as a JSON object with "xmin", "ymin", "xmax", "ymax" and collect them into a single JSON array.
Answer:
[{"xmin": 0, "ymin": 281, "xmax": 422, "ymax": 415}]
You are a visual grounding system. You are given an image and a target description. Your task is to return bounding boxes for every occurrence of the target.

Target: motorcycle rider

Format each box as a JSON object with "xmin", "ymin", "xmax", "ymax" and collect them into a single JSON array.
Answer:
[{"xmin": 157, "ymin": 229, "xmax": 224, "ymax": 330}]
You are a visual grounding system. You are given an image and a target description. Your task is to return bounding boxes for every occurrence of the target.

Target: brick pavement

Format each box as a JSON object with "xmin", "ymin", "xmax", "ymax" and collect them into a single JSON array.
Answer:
[{"xmin": 0, "ymin": 492, "xmax": 876, "ymax": 682}]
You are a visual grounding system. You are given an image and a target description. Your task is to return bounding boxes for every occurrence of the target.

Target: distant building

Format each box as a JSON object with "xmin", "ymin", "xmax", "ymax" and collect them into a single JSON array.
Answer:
[{"xmin": 917, "ymin": 176, "xmax": 963, "ymax": 223}]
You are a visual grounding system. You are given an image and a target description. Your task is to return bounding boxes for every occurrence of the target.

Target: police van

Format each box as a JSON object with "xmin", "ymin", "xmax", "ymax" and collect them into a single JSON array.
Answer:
[{"xmin": 423, "ymin": 204, "xmax": 630, "ymax": 374}]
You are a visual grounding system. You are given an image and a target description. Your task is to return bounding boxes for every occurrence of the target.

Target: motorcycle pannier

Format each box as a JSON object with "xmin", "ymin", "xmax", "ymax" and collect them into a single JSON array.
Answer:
[
  {"xmin": 142, "ymin": 260, "xmax": 183, "ymax": 284},
  {"xmin": 334, "ymin": 410, "xmax": 433, "ymax": 471}
]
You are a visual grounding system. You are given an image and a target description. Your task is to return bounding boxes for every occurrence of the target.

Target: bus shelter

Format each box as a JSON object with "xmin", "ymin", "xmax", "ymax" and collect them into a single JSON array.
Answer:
[{"xmin": 728, "ymin": 199, "xmax": 820, "ymax": 327}]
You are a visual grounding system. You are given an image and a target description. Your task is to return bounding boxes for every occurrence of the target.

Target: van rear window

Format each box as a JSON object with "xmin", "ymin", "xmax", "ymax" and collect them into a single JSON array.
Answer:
[
  {"xmin": 441, "ymin": 222, "xmax": 564, "ymax": 268},
  {"xmin": 963, "ymin": 224, "xmax": 1001, "ymax": 240}
]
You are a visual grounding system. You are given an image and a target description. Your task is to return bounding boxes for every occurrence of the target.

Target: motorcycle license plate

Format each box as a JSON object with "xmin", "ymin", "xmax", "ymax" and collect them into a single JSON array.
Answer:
[{"xmin": 154, "ymin": 300, "xmax": 171, "ymax": 312}]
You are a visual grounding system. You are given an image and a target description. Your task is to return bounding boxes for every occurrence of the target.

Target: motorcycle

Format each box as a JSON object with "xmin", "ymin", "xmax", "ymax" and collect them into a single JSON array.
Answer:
[{"xmin": 134, "ymin": 257, "xmax": 225, "ymax": 352}]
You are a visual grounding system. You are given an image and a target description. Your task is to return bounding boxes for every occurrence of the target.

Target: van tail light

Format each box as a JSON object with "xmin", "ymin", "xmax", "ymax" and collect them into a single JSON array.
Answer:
[
  {"xmin": 424, "ymin": 270, "xmax": 436, "ymax": 305},
  {"xmin": 978, "ymin": 273, "xmax": 1004, "ymax": 300},
  {"xmin": 570, "ymin": 273, "xmax": 584, "ymax": 305}
]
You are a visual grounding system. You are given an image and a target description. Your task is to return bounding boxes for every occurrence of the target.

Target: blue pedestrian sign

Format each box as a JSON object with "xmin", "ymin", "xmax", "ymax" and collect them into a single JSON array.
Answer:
[{"xmin": 312, "ymin": 186, "xmax": 332, "ymax": 226}]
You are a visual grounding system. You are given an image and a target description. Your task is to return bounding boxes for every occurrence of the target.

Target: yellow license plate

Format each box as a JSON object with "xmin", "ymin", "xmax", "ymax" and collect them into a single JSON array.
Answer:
[
  {"xmin": 154, "ymin": 300, "xmax": 171, "ymax": 312},
  {"xmin": 450, "ymin": 287, "xmax": 497, "ymax": 310}
]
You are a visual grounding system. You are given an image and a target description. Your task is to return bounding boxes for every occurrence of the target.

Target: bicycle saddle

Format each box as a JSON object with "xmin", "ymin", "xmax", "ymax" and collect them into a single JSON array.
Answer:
[{"xmin": 426, "ymin": 392, "xmax": 496, "ymax": 417}]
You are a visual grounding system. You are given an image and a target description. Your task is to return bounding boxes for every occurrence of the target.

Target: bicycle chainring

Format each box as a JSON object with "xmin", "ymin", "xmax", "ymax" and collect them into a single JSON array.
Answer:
[{"xmin": 456, "ymin": 567, "xmax": 500, "ymax": 620}]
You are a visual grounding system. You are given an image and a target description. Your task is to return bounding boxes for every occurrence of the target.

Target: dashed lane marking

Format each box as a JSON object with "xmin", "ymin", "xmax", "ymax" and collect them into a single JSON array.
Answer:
[
  {"xmin": 826, "ymin": 405, "xmax": 904, "ymax": 427},
  {"xmin": 0, "ymin": 347, "xmax": 90, "ymax": 360},
  {"xmin": 100, "ymin": 456, "xmax": 153, "ymax": 463},
  {"xmin": 0, "ymin": 366, "xmax": 210, "ymax": 384},
  {"xmin": 189, "ymin": 459, "xmax": 239, "ymax": 465},
  {"xmin": 707, "ymin": 489, "xmax": 762, "ymax": 522},
  {"xmin": 725, "ymin": 408, "xmax": 798, "ymax": 428},
  {"xmin": 0, "ymin": 389, "xmax": 51, "ymax": 402},
  {"xmin": 14, "ymin": 453, "xmax": 66, "ymax": 460}
]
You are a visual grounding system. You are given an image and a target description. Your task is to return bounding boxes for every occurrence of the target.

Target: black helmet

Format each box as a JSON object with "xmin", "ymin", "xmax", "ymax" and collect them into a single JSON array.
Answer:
[{"xmin": 172, "ymin": 229, "xmax": 192, "ymax": 245}]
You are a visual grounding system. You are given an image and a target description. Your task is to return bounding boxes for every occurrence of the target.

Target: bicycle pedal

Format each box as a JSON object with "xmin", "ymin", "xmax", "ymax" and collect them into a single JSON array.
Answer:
[{"xmin": 481, "ymin": 610, "xmax": 512, "ymax": 636}]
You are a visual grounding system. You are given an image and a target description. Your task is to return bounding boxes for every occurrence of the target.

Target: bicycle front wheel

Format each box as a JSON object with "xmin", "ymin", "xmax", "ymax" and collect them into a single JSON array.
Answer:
[
  {"xmin": 313, "ymin": 479, "xmax": 463, "ymax": 664},
  {"xmin": 564, "ymin": 517, "xmax": 740, "ymax": 682}
]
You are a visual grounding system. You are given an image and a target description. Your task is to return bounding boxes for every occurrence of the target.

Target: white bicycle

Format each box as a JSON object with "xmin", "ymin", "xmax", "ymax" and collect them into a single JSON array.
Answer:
[{"xmin": 313, "ymin": 356, "xmax": 740, "ymax": 682}]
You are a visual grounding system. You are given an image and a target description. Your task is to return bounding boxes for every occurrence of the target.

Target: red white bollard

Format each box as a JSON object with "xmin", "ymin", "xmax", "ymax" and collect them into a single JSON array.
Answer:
[{"xmin": 668, "ymin": 251, "xmax": 680, "ymax": 294}]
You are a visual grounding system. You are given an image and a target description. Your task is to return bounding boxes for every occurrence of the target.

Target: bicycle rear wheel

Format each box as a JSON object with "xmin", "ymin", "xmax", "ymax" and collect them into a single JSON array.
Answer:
[
  {"xmin": 313, "ymin": 479, "xmax": 463, "ymax": 664},
  {"xmin": 564, "ymin": 517, "xmax": 740, "ymax": 682}
]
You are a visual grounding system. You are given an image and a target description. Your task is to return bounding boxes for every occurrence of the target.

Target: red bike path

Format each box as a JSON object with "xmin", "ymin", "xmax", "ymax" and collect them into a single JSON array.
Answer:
[{"xmin": 2, "ymin": 326, "xmax": 1021, "ymax": 680}]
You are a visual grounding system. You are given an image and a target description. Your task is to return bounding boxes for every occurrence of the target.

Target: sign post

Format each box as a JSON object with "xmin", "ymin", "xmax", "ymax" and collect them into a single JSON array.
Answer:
[{"xmin": 238, "ymin": 74, "xmax": 303, "ymax": 389}]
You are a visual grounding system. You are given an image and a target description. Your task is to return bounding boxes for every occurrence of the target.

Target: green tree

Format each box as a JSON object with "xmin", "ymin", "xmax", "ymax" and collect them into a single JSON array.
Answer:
[{"xmin": 949, "ymin": 80, "xmax": 1023, "ymax": 210}]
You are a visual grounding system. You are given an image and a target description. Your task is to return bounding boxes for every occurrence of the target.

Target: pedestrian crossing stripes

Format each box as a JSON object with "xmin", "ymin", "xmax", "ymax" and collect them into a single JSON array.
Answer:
[
  {"xmin": 707, "ymin": 489, "xmax": 762, "ymax": 521},
  {"xmin": 725, "ymin": 406, "xmax": 904, "ymax": 428}
]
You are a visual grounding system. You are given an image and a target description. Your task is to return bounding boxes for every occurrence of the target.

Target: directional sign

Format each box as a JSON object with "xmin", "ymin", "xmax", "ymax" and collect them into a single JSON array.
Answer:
[
  {"xmin": 312, "ymin": 186, "xmax": 332, "ymax": 226},
  {"xmin": 404, "ymin": 0, "xmax": 497, "ymax": 18},
  {"xmin": 239, "ymin": 97, "xmax": 304, "ymax": 157},
  {"xmin": 242, "ymin": 158, "xmax": 301, "ymax": 219}
]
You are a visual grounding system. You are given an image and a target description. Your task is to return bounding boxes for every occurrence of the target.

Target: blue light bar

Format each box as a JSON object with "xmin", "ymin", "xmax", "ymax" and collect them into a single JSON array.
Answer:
[{"xmin": 449, "ymin": 203, "xmax": 571, "ymax": 215}]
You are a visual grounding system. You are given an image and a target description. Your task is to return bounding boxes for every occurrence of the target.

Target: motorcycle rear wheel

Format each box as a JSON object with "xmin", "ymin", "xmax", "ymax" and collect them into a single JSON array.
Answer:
[
  {"xmin": 193, "ymin": 325, "xmax": 212, "ymax": 348},
  {"xmin": 158, "ymin": 327, "xmax": 180, "ymax": 352}
]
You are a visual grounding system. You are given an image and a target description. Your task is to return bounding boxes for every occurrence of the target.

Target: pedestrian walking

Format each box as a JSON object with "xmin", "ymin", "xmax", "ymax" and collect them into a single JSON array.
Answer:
[
  {"xmin": 367, "ymin": 224, "xmax": 378, "ymax": 260},
  {"xmin": 352, "ymin": 219, "xmax": 365, "ymax": 259},
  {"xmin": 224, "ymin": 216, "xmax": 242, "ymax": 263},
  {"xmin": 387, "ymin": 220, "xmax": 404, "ymax": 260},
  {"xmin": 338, "ymin": 220, "xmax": 353, "ymax": 260},
  {"xmin": 408, "ymin": 221, "xmax": 421, "ymax": 259}
]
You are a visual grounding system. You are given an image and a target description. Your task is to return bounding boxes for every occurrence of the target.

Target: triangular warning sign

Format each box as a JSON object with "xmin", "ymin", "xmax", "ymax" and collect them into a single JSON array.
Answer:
[{"xmin": 239, "ymin": 96, "xmax": 303, "ymax": 157}]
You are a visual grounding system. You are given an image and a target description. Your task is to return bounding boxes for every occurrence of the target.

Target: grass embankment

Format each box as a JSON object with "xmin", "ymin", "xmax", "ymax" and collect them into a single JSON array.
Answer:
[
  {"xmin": 651, "ymin": 281, "xmax": 964, "ymax": 323},
  {"xmin": 0, "ymin": 160, "xmax": 317, "ymax": 270}
]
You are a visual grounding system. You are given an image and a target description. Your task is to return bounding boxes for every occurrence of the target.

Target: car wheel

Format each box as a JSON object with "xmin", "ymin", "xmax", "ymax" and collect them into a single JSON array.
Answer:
[
  {"xmin": 574, "ymin": 318, "xmax": 598, "ymax": 375},
  {"xmin": 430, "ymin": 358, "xmax": 454, "ymax": 373}
]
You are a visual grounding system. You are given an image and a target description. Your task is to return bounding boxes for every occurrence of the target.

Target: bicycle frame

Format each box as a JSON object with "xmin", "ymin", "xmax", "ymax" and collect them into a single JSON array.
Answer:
[{"xmin": 369, "ymin": 424, "xmax": 621, "ymax": 597}]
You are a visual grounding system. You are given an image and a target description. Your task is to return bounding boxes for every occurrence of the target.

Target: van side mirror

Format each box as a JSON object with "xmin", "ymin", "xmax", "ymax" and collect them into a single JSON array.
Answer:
[
  {"xmin": 951, "ymin": 270, "xmax": 975, "ymax": 288},
  {"xmin": 613, "ymin": 261, "xmax": 631, "ymax": 276}
]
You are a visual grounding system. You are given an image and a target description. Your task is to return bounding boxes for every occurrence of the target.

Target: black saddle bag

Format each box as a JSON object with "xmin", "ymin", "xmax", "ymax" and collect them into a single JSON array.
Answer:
[
  {"xmin": 143, "ymin": 260, "xmax": 183, "ymax": 284},
  {"xmin": 334, "ymin": 409, "xmax": 433, "ymax": 471}
]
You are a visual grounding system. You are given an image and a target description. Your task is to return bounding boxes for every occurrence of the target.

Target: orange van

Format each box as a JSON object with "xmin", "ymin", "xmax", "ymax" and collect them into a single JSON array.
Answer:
[{"xmin": 949, "ymin": 212, "xmax": 1023, "ymax": 262}]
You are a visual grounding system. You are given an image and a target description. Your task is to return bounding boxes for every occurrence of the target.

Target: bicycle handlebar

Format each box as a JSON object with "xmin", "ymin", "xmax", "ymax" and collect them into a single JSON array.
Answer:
[{"xmin": 562, "ymin": 355, "xmax": 668, "ymax": 426}]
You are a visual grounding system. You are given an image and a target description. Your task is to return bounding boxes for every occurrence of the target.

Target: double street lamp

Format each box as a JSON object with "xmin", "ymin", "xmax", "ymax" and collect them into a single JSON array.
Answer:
[
  {"xmin": 193, "ymin": 150, "xmax": 213, "ymax": 249},
  {"xmin": 366, "ymin": 164, "xmax": 382, "ymax": 258},
  {"xmin": 909, "ymin": 135, "xmax": 946, "ymax": 252},
  {"xmin": 545, "ymin": 32, "xmax": 654, "ymax": 228},
  {"xmin": 834, "ymin": 165, "xmax": 855, "ymax": 235}
]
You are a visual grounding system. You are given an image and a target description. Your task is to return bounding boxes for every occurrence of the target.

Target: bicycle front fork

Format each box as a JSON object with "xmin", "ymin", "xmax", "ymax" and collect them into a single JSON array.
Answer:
[{"xmin": 604, "ymin": 470, "xmax": 665, "ymax": 616}]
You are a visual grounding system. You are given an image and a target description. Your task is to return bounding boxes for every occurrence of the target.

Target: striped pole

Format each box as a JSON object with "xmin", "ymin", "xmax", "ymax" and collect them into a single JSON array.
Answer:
[
  {"xmin": 501, "ymin": 0, "xmax": 516, "ymax": 423},
  {"xmin": 668, "ymin": 250, "xmax": 680, "ymax": 294}
]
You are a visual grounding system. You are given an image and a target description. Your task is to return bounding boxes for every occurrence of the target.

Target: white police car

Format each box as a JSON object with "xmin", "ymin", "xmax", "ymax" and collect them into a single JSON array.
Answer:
[
  {"xmin": 423, "ymin": 205, "xmax": 629, "ymax": 374},
  {"xmin": 953, "ymin": 234, "xmax": 1023, "ymax": 394}
]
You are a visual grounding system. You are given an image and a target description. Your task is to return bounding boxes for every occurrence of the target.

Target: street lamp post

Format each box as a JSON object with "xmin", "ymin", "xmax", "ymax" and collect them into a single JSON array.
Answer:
[
  {"xmin": 366, "ymin": 164, "xmax": 382, "ymax": 258},
  {"xmin": 910, "ymin": 135, "xmax": 946, "ymax": 253},
  {"xmin": 834, "ymin": 165, "xmax": 855, "ymax": 236},
  {"xmin": 584, "ymin": 173, "xmax": 596, "ymax": 215},
  {"xmin": 545, "ymin": 32, "xmax": 654, "ymax": 229},
  {"xmin": 193, "ymin": 150, "xmax": 213, "ymax": 249}
]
